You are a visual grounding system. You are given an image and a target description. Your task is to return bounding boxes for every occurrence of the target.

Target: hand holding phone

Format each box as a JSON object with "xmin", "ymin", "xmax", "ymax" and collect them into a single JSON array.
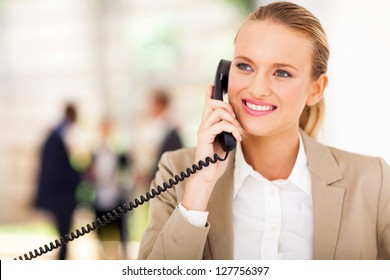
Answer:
[{"xmin": 182, "ymin": 60, "xmax": 242, "ymax": 211}]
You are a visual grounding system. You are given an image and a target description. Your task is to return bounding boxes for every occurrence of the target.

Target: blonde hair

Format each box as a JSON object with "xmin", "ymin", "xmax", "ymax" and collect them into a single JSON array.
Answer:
[{"xmin": 242, "ymin": 2, "xmax": 329, "ymax": 138}]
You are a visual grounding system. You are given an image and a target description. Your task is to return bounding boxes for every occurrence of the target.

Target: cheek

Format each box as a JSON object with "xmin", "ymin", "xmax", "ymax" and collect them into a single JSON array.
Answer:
[
  {"xmin": 228, "ymin": 73, "xmax": 241, "ymax": 95},
  {"xmin": 227, "ymin": 72, "xmax": 248, "ymax": 104},
  {"xmin": 279, "ymin": 85, "xmax": 309, "ymax": 114},
  {"xmin": 227, "ymin": 75, "xmax": 240, "ymax": 106}
]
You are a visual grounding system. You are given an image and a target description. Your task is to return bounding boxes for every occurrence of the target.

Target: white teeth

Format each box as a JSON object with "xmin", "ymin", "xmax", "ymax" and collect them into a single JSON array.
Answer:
[{"xmin": 246, "ymin": 101, "xmax": 275, "ymax": 111}]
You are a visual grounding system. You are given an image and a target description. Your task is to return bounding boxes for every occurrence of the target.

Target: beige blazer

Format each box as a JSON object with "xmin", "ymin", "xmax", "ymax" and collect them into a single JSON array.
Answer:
[{"xmin": 138, "ymin": 132, "xmax": 390, "ymax": 260}]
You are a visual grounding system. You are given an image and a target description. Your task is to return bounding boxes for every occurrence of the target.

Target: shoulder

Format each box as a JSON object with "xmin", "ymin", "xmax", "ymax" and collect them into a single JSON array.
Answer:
[
  {"xmin": 43, "ymin": 130, "xmax": 63, "ymax": 150},
  {"xmin": 302, "ymin": 130, "xmax": 386, "ymax": 171},
  {"xmin": 328, "ymin": 146, "xmax": 384, "ymax": 171},
  {"xmin": 159, "ymin": 147, "xmax": 196, "ymax": 172},
  {"xmin": 150, "ymin": 147, "xmax": 197, "ymax": 207},
  {"xmin": 329, "ymin": 146, "xmax": 389, "ymax": 186},
  {"xmin": 301, "ymin": 131, "xmax": 388, "ymax": 186}
]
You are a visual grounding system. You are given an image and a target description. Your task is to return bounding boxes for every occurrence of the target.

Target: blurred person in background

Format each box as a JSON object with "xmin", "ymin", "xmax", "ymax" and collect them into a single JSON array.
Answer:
[
  {"xmin": 134, "ymin": 88, "xmax": 184, "ymax": 192},
  {"xmin": 148, "ymin": 89, "xmax": 184, "ymax": 182},
  {"xmin": 84, "ymin": 118, "xmax": 131, "ymax": 259},
  {"xmin": 34, "ymin": 103, "xmax": 82, "ymax": 260}
]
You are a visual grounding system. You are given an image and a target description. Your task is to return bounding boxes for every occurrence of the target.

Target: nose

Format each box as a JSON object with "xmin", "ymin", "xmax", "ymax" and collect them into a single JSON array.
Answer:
[{"xmin": 248, "ymin": 72, "xmax": 271, "ymax": 98}]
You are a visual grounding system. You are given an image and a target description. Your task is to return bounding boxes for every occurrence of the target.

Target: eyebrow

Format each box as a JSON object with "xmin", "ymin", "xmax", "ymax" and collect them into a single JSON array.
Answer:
[
  {"xmin": 272, "ymin": 63, "xmax": 299, "ymax": 72},
  {"xmin": 234, "ymin": 55, "xmax": 299, "ymax": 72}
]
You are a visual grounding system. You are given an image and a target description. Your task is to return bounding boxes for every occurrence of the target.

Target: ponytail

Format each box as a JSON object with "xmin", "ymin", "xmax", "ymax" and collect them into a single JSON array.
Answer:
[{"xmin": 299, "ymin": 98, "xmax": 324, "ymax": 138}]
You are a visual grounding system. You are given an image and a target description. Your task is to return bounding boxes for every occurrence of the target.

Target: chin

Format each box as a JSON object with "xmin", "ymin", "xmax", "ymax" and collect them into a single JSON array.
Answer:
[{"xmin": 242, "ymin": 124, "xmax": 276, "ymax": 138}]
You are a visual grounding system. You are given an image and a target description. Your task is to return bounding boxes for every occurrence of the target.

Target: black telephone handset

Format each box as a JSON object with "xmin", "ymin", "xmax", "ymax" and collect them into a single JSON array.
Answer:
[
  {"xmin": 15, "ymin": 60, "xmax": 233, "ymax": 260},
  {"xmin": 212, "ymin": 59, "xmax": 236, "ymax": 152}
]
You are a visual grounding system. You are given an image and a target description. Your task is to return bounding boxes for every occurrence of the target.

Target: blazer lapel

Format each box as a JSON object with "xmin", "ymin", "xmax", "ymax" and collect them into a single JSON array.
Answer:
[
  {"xmin": 207, "ymin": 151, "xmax": 235, "ymax": 259},
  {"xmin": 301, "ymin": 132, "xmax": 345, "ymax": 259}
]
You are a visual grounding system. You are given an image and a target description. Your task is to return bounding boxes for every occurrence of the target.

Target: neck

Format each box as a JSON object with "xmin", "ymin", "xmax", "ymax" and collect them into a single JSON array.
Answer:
[{"xmin": 241, "ymin": 128, "xmax": 300, "ymax": 181}]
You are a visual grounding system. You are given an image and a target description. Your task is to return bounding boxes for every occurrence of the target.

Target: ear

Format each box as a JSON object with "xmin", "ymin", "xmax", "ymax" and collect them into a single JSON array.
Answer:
[{"xmin": 307, "ymin": 73, "xmax": 328, "ymax": 106}]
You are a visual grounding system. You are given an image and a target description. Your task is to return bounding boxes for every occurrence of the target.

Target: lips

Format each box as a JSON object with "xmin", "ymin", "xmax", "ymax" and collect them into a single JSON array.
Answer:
[{"xmin": 242, "ymin": 99, "xmax": 277, "ymax": 116}]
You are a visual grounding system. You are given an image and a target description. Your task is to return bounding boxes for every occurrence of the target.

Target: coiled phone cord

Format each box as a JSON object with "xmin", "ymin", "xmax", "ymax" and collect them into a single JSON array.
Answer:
[{"xmin": 14, "ymin": 151, "xmax": 230, "ymax": 260}]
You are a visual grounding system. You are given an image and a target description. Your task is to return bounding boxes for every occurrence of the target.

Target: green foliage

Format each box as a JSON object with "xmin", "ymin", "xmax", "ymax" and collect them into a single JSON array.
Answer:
[{"xmin": 222, "ymin": 0, "xmax": 256, "ymax": 14}]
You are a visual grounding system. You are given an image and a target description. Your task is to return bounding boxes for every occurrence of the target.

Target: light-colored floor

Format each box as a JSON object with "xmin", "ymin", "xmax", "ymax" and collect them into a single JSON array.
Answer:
[
  {"xmin": 0, "ymin": 205, "xmax": 143, "ymax": 260},
  {"xmin": 2, "ymin": 234, "xmax": 140, "ymax": 260}
]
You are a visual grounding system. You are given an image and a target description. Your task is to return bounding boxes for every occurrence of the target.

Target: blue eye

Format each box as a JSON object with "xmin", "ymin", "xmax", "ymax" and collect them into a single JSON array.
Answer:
[
  {"xmin": 274, "ymin": 70, "xmax": 292, "ymax": 78},
  {"xmin": 236, "ymin": 63, "xmax": 252, "ymax": 72}
]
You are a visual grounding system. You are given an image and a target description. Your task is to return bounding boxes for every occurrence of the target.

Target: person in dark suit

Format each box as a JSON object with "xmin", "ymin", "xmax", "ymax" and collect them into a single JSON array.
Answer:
[
  {"xmin": 148, "ymin": 89, "xmax": 183, "ymax": 182},
  {"xmin": 34, "ymin": 103, "xmax": 81, "ymax": 260}
]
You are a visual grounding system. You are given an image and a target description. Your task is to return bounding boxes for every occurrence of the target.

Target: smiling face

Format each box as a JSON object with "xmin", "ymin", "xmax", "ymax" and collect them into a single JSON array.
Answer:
[{"xmin": 228, "ymin": 20, "xmax": 325, "ymax": 138}]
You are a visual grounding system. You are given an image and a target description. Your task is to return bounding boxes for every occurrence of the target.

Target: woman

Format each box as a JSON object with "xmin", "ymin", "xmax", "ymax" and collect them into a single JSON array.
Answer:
[{"xmin": 138, "ymin": 2, "xmax": 390, "ymax": 260}]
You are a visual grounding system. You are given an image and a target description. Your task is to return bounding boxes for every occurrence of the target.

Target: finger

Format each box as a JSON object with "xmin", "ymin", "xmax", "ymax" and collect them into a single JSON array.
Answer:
[
  {"xmin": 199, "ymin": 121, "xmax": 242, "ymax": 144},
  {"xmin": 201, "ymin": 107, "xmax": 241, "ymax": 131},
  {"xmin": 202, "ymin": 97, "xmax": 235, "ymax": 121},
  {"xmin": 206, "ymin": 84, "xmax": 213, "ymax": 99},
  {"xmin": 203, "ymin": 85, "xmax": 234, "ymax": 118},
  {"xmin": 208, "ymin": 121, "xmax": 242, "ymax": 143}
]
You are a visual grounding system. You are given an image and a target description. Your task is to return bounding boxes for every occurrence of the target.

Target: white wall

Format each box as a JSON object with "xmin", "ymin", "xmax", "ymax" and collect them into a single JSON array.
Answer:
[{"xmin": 260, "ymin": 0, "xmax": 390, "ymax": 163}]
